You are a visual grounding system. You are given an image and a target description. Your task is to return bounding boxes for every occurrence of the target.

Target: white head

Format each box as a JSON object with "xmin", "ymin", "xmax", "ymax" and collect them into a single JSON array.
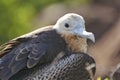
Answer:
[{"xmin": 53, "ymin": 13, "xmax": 95, "ymax": 42}]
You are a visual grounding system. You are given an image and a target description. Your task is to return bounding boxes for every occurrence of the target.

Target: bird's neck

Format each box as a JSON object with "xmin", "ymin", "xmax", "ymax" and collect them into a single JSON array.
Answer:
[{"xmin": 61, "ymin": 34, "xmax": 87, "ymax": 53}]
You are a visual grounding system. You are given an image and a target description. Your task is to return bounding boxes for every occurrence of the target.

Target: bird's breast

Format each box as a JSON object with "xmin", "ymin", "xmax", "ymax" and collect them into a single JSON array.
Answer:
[{"xmin": 62, "ymin": 34, "xmax": 87, "ymax": 53}]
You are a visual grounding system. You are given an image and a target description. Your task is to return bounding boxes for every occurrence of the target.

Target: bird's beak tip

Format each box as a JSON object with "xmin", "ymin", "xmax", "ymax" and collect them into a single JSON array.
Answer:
[
  {"xmin": 88, "ymin": 32, "xmax": 95, "ymax": 43},
  {"xmin": 77, "ymin": 31, "xmax": 95, "ymax": 43}
]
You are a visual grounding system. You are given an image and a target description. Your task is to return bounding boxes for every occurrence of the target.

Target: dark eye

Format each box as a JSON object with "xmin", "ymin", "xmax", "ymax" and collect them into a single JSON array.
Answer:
[{"xmin": 64, "ymin": 23, "xmax": 69, "ymax": 28}]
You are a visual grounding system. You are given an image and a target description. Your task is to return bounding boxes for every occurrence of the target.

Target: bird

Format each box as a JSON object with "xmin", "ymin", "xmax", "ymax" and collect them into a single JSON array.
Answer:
[{"xmin": 0, "ymin": 13, "xmax": 95, "ymax": 80}]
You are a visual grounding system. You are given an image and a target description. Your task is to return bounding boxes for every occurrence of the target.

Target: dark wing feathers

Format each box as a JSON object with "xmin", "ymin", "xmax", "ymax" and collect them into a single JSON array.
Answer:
[
  {"xmin": 27, "ymin": 44, "xmax": 47, "ymax": 60},
  {"xmin": 15, "ymin": 48, "xmax": 30, "ymax": 61},
  {"xmin": 0, "ymin": 37, "xmax": 29, "ymax": 57},
  {"xmin": 27, "ymin": 44, "xmax": 47, "ymax": 68},
  {"xmin": 0, "ymin": 27, "xmax": 66, "ymax": 80}
]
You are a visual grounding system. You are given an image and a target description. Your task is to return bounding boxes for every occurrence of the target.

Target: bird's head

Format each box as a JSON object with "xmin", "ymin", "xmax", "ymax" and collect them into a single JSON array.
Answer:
[{"xmin": 53, "ymin": 13, "xmax": 95, "ymax": 43}]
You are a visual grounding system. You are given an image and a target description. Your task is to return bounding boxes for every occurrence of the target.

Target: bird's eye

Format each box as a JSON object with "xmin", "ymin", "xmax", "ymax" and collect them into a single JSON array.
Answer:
[{"xmin": 64, "ymin": 23, "xmax": 70, "ymax": 28}]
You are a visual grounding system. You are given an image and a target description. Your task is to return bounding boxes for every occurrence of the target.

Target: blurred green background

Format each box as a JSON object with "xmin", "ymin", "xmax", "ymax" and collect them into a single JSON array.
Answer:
[{"xmin": 0, "ymin": 0, "xmax": 91, "ymax": 44}]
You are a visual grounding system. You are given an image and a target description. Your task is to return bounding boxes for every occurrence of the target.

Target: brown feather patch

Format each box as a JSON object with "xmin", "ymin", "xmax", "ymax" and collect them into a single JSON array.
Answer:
[{"xmin": 62, "ymin": 34, "xmax": 87, "ymax": 53}]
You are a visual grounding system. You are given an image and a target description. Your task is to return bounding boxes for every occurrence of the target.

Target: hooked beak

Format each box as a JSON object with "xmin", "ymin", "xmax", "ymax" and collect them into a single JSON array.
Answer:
[{"xmin": 73, "ymin": 27, "xmax": 95, "ymax": 43}]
